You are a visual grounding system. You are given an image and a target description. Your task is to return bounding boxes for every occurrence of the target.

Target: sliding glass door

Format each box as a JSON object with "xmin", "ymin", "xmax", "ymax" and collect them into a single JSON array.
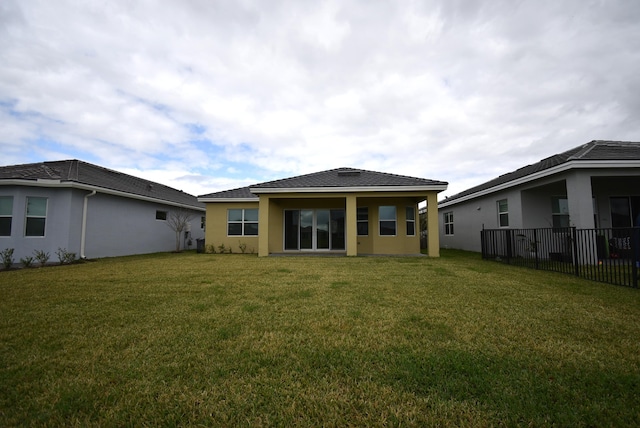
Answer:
[{"xmin": 284, "ymin": 209, "xmax": 345, "ymax": 251}]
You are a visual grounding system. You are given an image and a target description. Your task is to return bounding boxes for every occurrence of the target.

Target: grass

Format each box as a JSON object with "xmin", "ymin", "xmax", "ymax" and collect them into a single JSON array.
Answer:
[{"xmin": 1, "ymin": 249, "xmax": 639, "ymax": 426}]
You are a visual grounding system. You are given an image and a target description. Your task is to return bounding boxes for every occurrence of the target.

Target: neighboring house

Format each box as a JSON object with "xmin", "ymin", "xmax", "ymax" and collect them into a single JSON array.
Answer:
[
  {"xmin": 0, "ymin": 160, "xmax": 205, "ymax": 262},
  {"xmin": 438, "ymin": 140, "xmax": 640, "ymax": 252},
  {"xmin": 198, "ymin": 167, "xmax": 448, "ymax": 256}
]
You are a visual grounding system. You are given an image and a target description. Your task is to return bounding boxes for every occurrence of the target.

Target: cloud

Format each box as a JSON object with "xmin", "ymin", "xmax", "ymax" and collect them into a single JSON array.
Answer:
[{"xmin": 1, "ymin": 0, "xmax": 639, "ymax": 199}]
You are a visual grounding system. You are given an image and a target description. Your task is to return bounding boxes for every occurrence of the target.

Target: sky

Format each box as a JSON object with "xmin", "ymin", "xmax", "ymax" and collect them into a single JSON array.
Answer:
[{"xmin": 1, "ymin": 0, "xmax": 639, "ymax": 200}]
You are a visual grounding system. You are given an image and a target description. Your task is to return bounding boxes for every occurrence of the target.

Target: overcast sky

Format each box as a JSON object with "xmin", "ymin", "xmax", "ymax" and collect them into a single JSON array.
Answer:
[{"xmin": 1, "ymin": 0, "xmax": 639, "ymax": 199}]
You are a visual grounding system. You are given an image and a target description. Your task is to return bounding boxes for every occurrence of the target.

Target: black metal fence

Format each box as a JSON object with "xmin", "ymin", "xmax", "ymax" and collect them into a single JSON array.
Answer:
[{"xmin": 481, "ymin": 227, "xmax": 640, "ymax": 288}]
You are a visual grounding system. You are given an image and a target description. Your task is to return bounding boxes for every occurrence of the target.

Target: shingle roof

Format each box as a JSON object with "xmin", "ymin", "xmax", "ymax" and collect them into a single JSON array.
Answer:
[
  {"xmin": 198, "ymin": 186, "xmax": 256, "ymax": 200},
  {"xmin": 440, "ymin": 140, "xmax": 640, "ymax": 205},
  {"xmin": 0, "ymin": 160, "xmax": 204, "ymax": 210},
  {"xmin": 250, "ymin": 167, "xmax": 448, "ymax": 190}
]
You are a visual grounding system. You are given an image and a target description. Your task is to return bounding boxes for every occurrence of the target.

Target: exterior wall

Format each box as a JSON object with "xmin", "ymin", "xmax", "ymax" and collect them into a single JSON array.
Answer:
[
  {"xmin": 439, "ymin": 188, "xmax": 522, "ymax": 252},
  {"xmin": 84, "ymin": 192, "xmax": 205, "ymax": 258},
  {"xmin": 204, "ymin": 201, "xmax": 259, "ymax": 253},
  {"xmin": 520, "ymin": 180, "xmax": 567, "ymax": 228},
  {"xmin": 0, "ymin": 186, "xmax": 82, "ymax": 262},
  {"xmin": 0, "ymin": 185, "xmax": 205, "ymax": 262}
]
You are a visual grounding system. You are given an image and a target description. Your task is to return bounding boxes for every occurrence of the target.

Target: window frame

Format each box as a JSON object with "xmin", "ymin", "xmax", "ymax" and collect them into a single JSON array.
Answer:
[
  {"xmin": 406, "ymin": 206, "xmax": 416, "ymax": 236},
  {"xmin": 25, "ymin": 196, "xmax": 48, "ymax": 237},
  {"xmin": 444, "ymin": 211, "xmax": 454, "ymax": 236},
  {"xmin": 379, "ymin": 205, "xmax": 397, "ymax": 236},
  {"xmin": 227, "ymin": 208, "xmax": 259, "ymax": 236},
  {"xmin": 497, "ymin": 199, "xmax": 509, "ymax": 228},
  {"xmin": 0, "ymin": 196, "xmax": 13, "ymax": 237},
  {"xmin": 551, "ymin": 196, "xmax": 570, "ymax": 229},
  {"xmin": 357, "ymin": 207, "xmax": 369, "ymax": 236}
]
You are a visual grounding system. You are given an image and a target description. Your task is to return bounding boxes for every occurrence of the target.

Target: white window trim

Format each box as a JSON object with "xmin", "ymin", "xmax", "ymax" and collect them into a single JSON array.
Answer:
[
  {"xmin": 357, "ymin": 207, "xmax": 369, "ymax": 236},
  {"xmin": 497, "ymin": 199, "xmax": 509, "ymax": 228},
  {"xmin": 227, "ymin": 208, "xmax": 259, "ymax": 237},
  {"xmin": 444, "ymin": 211, "xmax": 454, "ymax": 236},
  {"xmin": 379, "ymin": 206, "xmax": 397, "ymax": 237},
  {"xmin": 25, "ymin": 196, "xmax": 48, "ymax": 237},
  {"xmin": 0, "ymin": 196, "xmax": 13, "ymax": 237},
  {"xmin": 406, "ymin": 206, "xmax": 416, "ymax": 236}
]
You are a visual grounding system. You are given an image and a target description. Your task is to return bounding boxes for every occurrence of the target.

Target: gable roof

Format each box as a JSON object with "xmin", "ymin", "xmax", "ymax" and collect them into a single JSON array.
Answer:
[
  {"xmin": 198, "ymin": 167, "xmax": 447, "ymax": 202},
  {"xmin": 439, "ymin": 140, "xmax": 640, "ymax": 208},
  {"xmin": 0, "ymin": 160, "xmax": 204, "ymax": 210}
]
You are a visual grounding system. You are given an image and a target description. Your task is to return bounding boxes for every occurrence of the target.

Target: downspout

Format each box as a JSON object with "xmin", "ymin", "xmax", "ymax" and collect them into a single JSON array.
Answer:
[{"xmin": 81, "ymin": 190, "xmax": 97, "ymax": 259}]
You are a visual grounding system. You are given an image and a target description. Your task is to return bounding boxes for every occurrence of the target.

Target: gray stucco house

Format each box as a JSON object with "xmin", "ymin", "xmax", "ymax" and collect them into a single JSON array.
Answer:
[
  {"xmin": 438, "ymin": 140, "xmax": 640, "ymax": 252},
  {"xmin": 0, "ymin": 160, "xmax": 205, "ymax": 262}
]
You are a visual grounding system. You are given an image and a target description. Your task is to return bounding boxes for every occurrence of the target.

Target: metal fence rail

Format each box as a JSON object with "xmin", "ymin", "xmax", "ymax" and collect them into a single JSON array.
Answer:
[{"xmin": 481, "ymin": 227, "xmax": 639, "ymax": 288}]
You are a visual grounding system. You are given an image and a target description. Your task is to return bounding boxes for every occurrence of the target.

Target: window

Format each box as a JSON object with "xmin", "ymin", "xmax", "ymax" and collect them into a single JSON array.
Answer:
[
  {"xmin": 551, "ymin": 196, "xmax": 570, "ymax": 228},
  {"xmin": 25, "ymin": 197, "xmax": 47, "ymax": 237},
  {"xmin": 497, "ymin": 199, "xmax": 509, "ymax": 227},
  {"xmin": 357, "ymin": 207, "xmax": 368, "ymax": 236},
  {"xmin": 201, "ymin": 216, "xmax": 206, "ymax": 230},
  {"xmin": 0, "ymin": 196, "xmax": 13, "ymax": 236},
  {"xmin": 406, "ymin": 207, "xmax": 416, "ymax": 236},
  {"xmin": 156, "ymin": 210, "xmax": 167, "ymax": 221},
  {"xmin": 610, "ymin": 196, "xmax": 640, "ymax": 227},
  {"xmin": 228, "ymin": 208, "xmax": 258, "ymax": 236},
  {"xmin": 444, "ymin": 212, "xmax": 454, "ymax": 235},
  {"xmin": 379, "ymin": 206, "xmax": 396, "ymax": 236}
]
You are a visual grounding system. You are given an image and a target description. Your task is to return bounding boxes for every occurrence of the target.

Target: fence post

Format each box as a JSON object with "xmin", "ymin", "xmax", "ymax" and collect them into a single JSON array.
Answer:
[
  {"xmin": 533, "ymin": 228, "xmax": 539, "ymax": 269},
  {"xmin": 571, "ymin": 227, "xmax": 579, "ymax": 277},
  {"xmin": 633, "ymin": 227, "xmax": 639, "ymax": 288},
  {"xmin": 506, "ymin": 229, "xmax": 512, "ymax": 263}
]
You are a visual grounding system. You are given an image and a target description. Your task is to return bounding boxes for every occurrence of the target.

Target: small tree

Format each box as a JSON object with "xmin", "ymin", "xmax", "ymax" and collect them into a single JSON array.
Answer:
[{"xmin": 166, "ymin": 209, "xmax": 194, "ymax": 252}]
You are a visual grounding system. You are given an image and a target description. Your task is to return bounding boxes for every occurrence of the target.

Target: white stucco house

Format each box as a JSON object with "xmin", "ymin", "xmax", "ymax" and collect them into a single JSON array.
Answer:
[
  {"xmin": 0, "ymin": 160, "xmax": 205, "ymax": 262},
  {"xmin": 438, "ymin": 140, "xmax": 640, "ymax": 252}
]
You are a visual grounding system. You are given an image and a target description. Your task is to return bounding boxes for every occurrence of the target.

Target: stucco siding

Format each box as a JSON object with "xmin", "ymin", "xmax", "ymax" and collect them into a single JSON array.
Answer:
[
  {"xmin": 204, "ymin": 202, "xmax": 259, "ymax": 253},
  {"xmin": 0, "ymin": 186, "xmax": 81, "ymax": 262},
  {"xmin": 84, "ymin": 193, "xmax": 204, "ymax": 258},
  {"xmin": 439, "ymin": 189, "xmax": 522, "ymax": 252}
]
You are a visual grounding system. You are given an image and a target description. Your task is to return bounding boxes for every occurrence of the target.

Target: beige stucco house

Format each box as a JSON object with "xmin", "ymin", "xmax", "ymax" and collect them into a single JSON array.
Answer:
[{"xmin": 198, "ymin": 168, "xmax": 448, "ymax": 256}]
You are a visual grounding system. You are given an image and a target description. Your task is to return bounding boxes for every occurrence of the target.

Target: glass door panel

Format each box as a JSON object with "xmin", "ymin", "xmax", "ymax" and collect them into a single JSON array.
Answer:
[
  {"xmin": 316, "ymin": 210, "xmax": 330, "ymax": 249},
  {"xmin": 284, "ymin": 210, "xmax": 299, "ymax": 250},
  {"xmin": 300, "ymin": 210, "xmax": 313, "ymax": 249},
  {"xmin": 330, "ymin": 210, "xmax": 345, "ymax": 250}
]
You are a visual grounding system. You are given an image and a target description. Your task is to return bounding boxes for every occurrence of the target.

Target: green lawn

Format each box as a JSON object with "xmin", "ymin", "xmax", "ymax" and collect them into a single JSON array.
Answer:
[{"xmin": 1, "ymin": 250, "xmax": 639, "ymax": 426}]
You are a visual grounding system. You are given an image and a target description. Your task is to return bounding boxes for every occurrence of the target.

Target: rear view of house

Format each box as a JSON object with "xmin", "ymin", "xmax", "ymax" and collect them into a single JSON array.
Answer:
[
  {"xmin": 199, "ymin": 167, "xmax": 448, "ymax": 256},
  {"xmin": 0, "ymin": 160, "xmax": 205, "ymax": 262}
]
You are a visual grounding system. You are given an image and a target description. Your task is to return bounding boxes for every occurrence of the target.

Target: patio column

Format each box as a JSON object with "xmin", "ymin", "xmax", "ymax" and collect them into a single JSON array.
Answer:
[
  {"xmin": 566, "ymin": 172, "xmax": 594, "ymax": 229},
  {"xmin": 426, "ymin": 192, "xmax": 440, "ymax": 257},
  {"xmin": 258, "ymin": 195, "xmax": 270, "ymax": 257},
  {"xmin": 346, "ymin": 194, "xmax": 358, "ymax": 256}
]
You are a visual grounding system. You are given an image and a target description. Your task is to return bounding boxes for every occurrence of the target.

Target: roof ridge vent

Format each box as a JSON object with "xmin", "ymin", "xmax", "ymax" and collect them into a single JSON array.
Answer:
[{"xmin": 337, "ymin": 170, "xmax": 361, "ymax": 177}]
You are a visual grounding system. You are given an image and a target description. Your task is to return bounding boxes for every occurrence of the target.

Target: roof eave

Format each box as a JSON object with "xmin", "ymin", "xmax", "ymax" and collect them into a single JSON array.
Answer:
[
  {"xmin": 198, "ymin": 197, "xmax": 260, "ymax": 203},
  {"xmin": 0, "ymin": 179, "xmax": 206, "ymax": 211},
  {"xmin": 249, "ymin": 185, "xmax": 448, "ymax": 194},
  {"xmin": 438, "ymin": 159, "xmax": 640, "ymax": 208}
]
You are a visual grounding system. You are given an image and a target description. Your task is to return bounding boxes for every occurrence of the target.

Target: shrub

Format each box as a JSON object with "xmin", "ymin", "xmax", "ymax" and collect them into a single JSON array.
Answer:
[
  {"xmin": 239, "ymin": 241, "xmax": 247, "ymax": 254},
  {"xmin": 205, "ymin": 244, "xmax": 216, "ymax": 254},
  {"xmin": 56, "ymin": 248, "xmax": 77, "ymax": 265},
  {"xmin": 20, "ymin": 256, "xmax": 34, "ymax": 268},
  {"xmin": 217, "ymin": 243, "xmax": 226, "ymax": 254},
  {"xmin": 33, "ymin": 250, "xmax": 50, "ymax": 267},
  {"xmin": 1, "ymin": 248, "xmax": 14, "ymax": 270}
]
